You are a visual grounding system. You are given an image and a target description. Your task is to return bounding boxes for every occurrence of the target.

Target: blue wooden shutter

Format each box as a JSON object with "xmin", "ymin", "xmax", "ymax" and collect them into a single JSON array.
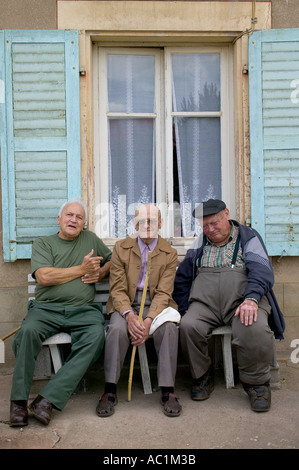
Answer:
[
  {"xmin": 0, "ymin": 30, "xmax": 80, "ymax": 261},
  {"xmin": 249, "ymin": 29, "xmax": 299, "ymax": 256}
]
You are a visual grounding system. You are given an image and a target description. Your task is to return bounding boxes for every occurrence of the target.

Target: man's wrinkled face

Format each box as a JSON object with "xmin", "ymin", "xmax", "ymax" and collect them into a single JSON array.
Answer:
[
  {"xmin": 202, "ymin": 208, "xmax": 231, "ymax": 245},
  {"xmin": 57, "ymin": 203, "xmax": 86, "ymax": 240},
  {"xmin": 134, "ymin": 205, "xmax": 162, "ymax": 243}
]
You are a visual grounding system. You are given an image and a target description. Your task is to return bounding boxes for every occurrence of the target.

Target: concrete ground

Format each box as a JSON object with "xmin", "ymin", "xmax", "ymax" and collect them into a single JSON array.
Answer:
[{"xmin": 0, "ymin": 360, "xmax": 298, "ymax": 452}]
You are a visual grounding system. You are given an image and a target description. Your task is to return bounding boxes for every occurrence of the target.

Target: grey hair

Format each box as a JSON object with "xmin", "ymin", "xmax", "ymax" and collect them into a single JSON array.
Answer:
[{"xmin": 58, "ymin": 198, "xmax": 88, "ymax": 222}]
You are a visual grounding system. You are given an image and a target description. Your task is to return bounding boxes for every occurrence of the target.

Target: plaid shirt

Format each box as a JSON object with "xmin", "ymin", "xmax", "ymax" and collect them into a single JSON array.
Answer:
[{"xmin": 200, "ymin": 222, "xmax": 245, "ymax": 268}]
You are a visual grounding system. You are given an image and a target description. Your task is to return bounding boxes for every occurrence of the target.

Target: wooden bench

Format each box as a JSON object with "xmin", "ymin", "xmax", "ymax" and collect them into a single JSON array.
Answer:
[{"xmin": 29, "ymin": 275, "xmax": 152, "ymax": 394}]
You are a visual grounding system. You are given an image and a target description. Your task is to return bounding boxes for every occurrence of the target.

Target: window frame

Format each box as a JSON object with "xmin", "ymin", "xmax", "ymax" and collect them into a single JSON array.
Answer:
[{"xmin": 93, "ymin": 43, "xmax": 235, "ymax": 243}]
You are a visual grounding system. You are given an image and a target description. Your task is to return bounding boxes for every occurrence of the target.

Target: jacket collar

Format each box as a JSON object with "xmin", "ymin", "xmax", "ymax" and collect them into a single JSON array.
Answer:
[{"xmin": 119, "ymin": 234, "xmax": 172, "ymax": 256}]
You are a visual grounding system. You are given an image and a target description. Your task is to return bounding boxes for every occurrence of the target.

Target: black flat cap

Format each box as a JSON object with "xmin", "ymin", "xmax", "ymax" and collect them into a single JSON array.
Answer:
[{"xmin": 192, "ymin": 199, "xmax": 226, "ymax": 218}]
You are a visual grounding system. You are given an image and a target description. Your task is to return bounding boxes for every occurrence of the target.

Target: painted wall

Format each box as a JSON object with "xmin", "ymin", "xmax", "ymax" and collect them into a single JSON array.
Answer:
[{"xmin": 0, "ymin": 1, "xmax": 298, "ymax": 369}]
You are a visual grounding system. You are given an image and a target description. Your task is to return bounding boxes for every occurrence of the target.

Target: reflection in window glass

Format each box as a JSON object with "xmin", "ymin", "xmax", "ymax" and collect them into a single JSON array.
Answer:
[
  {"xmin": 108, "ymin": 55, "xmax": 155, "ymax": 113},
  {"xmin": 172, "ymin": 53, "xmax": 220, "ymax": 112}
]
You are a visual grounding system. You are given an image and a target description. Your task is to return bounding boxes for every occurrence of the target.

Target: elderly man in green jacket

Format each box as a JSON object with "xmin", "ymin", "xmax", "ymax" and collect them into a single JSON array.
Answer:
[{"xmin": 96, "ymin": 203, "xmax": 182, "ymax": 418}]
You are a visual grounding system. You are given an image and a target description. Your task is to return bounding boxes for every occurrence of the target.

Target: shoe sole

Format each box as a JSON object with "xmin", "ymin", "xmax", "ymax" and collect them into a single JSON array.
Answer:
[
  {"xmin": 252, "ymin": 407, "xmax": 270, "ymax": 412},
  {"xmin": 191, "ymin": 395, "xmax": 210, "ymax": 401},
  {"xmin": 162, "ymin": 409, "xmax": 182, "ymax": 417},
  {"xmin": 191, "ymin": 385, "xmax": 214, "ymax": 401},
  {"xmin": 9, "ymin": 421, "xmax": 28, "ymax": 427}
]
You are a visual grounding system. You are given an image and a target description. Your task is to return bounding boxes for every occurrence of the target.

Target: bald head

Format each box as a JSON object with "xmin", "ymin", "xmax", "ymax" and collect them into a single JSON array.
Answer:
[{"xmin": 133, "ymin": 204, "xmax": 162, "ymax": 244}]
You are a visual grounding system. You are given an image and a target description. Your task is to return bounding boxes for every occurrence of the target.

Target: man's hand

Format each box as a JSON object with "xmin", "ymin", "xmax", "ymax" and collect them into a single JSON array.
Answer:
[
  {"xmin": 126, "ymin": 312, "xmax": 152, "ymax": 346},
  {"xmin": 81, "ymin": 250, "xmax": 103, "ymax": 275},
  {"xmin": 81, "ymin": 252, "xmax": 112, "ymax": 284},
  {"xmin": 235, "ymin": 299, "xmax": 258, "ymax": 326}
]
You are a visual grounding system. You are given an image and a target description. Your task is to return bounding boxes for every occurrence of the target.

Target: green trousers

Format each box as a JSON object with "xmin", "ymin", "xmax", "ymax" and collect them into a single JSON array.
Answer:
[{"xmin": 11, "ymin": 300, "xmax": 105, "ymax": 410}]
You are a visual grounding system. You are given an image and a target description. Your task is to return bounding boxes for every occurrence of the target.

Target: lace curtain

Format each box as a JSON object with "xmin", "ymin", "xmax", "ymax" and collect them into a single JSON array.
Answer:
[
  {"xmin": 172, "ymin": 53, "xmax": 222, "ymax": 236},
  {"xmin": 107, "ymin": 52, "xmax": 222, "ymax": 237},
  {"xmin": 108, "ymin": 54, "xmax": 155, "ymax": 237}
]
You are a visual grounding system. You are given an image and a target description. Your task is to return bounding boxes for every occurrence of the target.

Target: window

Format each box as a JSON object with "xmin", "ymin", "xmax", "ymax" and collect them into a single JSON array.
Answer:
[{"xmin": 93, "ymin": 45, "xmax": 234, "ymax": 240}]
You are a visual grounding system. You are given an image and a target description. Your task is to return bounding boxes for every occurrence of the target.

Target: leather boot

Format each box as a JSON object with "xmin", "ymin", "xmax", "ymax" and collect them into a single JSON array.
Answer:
[
  {"xmin": 10, "ymin": 400, "xmax": 28, "ymax": 427},
  {"xmin": 29, "ymin": 395, "xmax": 53, "ymax": 425},
  {"xmin": 243, "ymin": 383, "xmax": 271, "ymax": 412},
  {"xmin": 191, "ymin": 368, "xmax": 214, "ymax": 401}
]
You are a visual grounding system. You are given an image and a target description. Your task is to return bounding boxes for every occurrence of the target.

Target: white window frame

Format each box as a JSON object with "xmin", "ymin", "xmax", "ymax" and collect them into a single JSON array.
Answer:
[{"xmin": 93, "ymin": 44, "xmax": 235, "ymax": 243}]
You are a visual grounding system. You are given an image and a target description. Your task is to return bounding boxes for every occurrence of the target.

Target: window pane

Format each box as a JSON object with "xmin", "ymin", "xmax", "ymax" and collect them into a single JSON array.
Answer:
[
  {"xmin": 174, "ymin": 117, "xmax": 221, "ymax": 236},
  {"xmin": 172, "ymin": 53, "xmax": 220, "ymax": 112},
  {"xmin": 109, "ymin": 118, "xmax": 155, "ymax": 237},
  {"xmin": 108, "ymin": 55, "xmax": 155, "ymax": 113},
  {"xmin": 172, "ymin": 53, "xmax": 222, "ymax": 236}
]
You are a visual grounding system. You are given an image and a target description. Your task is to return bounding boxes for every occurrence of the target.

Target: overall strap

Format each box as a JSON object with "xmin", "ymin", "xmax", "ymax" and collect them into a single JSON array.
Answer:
[{"xmin": 231, "ymin": 233, "xmax": 241, "ymax": 268}]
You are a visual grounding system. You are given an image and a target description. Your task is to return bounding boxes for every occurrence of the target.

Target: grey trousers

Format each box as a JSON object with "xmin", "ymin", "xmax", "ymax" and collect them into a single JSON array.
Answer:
[
  {"xmin": 180, "ymin": 267, "xmax": 274, "ymax": 385},
  {"xmin": 104, "ymin": 291, "xmax": 179, "ymax": 387}
]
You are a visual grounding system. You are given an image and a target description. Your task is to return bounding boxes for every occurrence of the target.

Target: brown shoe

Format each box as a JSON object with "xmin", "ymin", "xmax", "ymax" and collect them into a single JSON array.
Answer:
[
  {"xmin": 96, "ymin": 393, "xmax": 118, "ymax": 417},
  {"xmin": 160, "ymin": 392, "xmax": 182, "ymax": 417},
  {"xmin": 10, "ymin": 400, "xmax": 28, "ymax": 427},
  {"xmin": 29, "ymin": 395, "xmax": 53, "ymax": 425}
]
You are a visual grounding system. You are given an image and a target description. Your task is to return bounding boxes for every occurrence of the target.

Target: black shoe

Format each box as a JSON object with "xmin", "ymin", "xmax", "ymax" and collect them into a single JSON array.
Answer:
[
  {"xmin": 243, "ymin": 383, "xmax": 271, "ymax": 412},
  {"xmin": 10, "ymin": 401, "xmax": 28, "ymax": 427},
  {"xmin": 191, "ymin": 369, "xmax": 214, "ymax": 401},
  {"xmin": 29, "ymin": 395, "xmax": 53, "ymax": 425}
]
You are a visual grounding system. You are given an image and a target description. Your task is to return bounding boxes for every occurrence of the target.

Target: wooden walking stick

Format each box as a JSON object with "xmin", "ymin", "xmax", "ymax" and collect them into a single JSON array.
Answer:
[
  {"xmin": 0, "ymin": 327, "xmax": 20, "ymax": 363},
  {"xmin": 128, "ymin": 251, "xmax": 152, "ymax": 402}
]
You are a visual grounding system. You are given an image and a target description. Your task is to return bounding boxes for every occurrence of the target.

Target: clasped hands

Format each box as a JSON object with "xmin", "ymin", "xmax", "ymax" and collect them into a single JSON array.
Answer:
[
  {"xmin": 235, "ymin": 299, "xmax": 258, "ymax": 326},
  {"xmin": 126, "ymin": 311, "xmax": 152, "ymax": 346}
]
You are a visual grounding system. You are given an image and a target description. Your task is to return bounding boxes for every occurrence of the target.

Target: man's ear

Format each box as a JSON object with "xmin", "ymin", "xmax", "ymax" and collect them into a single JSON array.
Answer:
[
  {"xmin": 132, "ymin": 216, "xmax": 138, "ymax": 231},
  {"xmin": 224, "ymin": 208, "xmax": 230, "ymax": 219},
  {"xmin": 56, "ymin": 216, "xmax": 60, "ymax": 226}
]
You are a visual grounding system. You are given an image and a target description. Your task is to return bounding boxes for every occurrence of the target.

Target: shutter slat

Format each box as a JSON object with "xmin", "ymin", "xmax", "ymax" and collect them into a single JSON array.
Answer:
[{"xmin": 12, "ymin": 42, "xmax": 66, "ymax": 139}]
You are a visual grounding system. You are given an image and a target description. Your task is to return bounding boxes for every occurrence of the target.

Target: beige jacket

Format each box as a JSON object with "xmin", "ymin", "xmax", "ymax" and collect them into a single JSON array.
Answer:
[{"xmin": 106, "ymin": 235, "xmax": 178, "ymax": 319}]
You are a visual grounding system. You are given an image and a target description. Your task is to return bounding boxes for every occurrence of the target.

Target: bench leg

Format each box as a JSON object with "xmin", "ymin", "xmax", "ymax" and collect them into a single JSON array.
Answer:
[
  {"xmin": 270, "ymin": 337, "xmax": 280, "ymax": 389},
  {"xmin": 48, "ymin": 344, "xmax": 63, "ymax": 373},
  {"xmin": 138, "ymin": 343, "xmax": 152, "ymax": 394},
  {"xmin": 221, "ymin": 334, "xmax": 234, "ymax": 389}
]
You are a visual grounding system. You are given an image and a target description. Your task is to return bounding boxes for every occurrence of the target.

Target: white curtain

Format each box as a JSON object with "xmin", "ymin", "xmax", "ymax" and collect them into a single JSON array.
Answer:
[
  {"xmin": 107, "ymin": 54, "xmax": 155, "ymax": 237},
  {"xmin": 172, "ymin": 53, "xmax": 222, "ymax": 236}
]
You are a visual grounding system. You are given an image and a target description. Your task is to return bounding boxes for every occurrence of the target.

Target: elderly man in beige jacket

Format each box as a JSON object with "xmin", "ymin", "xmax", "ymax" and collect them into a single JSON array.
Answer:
[{"xmin": 96, "ymin": 204, "xmax": 181, "ymax": 417}]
